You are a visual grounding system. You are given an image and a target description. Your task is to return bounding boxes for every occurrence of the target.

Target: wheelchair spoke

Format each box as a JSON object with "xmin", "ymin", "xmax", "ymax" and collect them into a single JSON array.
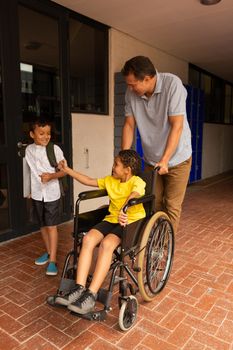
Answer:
[
  {"xmin": 146, "ymin": 219, "xmax": 173, "ymax": 294},
  {"xmin": 137, "ymin": 212, "xmax": 174, "ymax": 301}
]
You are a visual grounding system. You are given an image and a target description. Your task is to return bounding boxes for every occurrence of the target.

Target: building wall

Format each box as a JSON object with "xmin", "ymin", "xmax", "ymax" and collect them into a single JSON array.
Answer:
[
  {"xmin": 202, "ymin": 123, "xmax": 233, "ymax": 179},
  {"xmin": 71, "ymin": 28, "xmax": 233, "ymax": 209},
  {"xmin": 71, "ymin": 29, "xmax": 189, "ymax": 210}
]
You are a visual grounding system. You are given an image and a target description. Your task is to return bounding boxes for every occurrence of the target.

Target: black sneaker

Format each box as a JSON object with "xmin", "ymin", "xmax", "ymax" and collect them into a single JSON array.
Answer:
[
  {"xmin": 55, "ymin": 284, "xmax": 85, "ymax": 306},
  {"xmin": 68, "ymin": 289, "xmax": 96, "ymax": 314}
]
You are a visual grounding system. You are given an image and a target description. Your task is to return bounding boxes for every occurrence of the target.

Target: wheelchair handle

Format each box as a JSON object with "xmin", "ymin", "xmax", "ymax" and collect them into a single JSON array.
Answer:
[
  {"xmin": 154, "ymin": 165, "xmax": 160, "ymax": 172},
  {"xmin": 122, "ymin": 194, "xmax": 154, "ymax": 214}
]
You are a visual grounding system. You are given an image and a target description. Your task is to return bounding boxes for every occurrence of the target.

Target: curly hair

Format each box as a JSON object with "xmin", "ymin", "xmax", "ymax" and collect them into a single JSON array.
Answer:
[
  {"xmin": 118, "ymin": 149, "xmax": 142, "ymax": 175},
  {"xmin": 29, "ymin": 116, "xmax": 52, "ymax": 132}
]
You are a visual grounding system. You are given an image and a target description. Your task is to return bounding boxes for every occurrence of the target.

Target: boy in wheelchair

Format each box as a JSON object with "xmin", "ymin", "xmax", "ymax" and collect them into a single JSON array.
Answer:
[{"xmin": 55, "ymin": 150, "xmax": 146, "ymax": 315}]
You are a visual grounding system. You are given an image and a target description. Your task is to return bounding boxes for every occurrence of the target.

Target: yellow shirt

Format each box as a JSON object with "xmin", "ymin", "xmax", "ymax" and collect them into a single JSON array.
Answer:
[{"xmin": 97, "ymin": 175, "xmax": 146, "ymax": 224}]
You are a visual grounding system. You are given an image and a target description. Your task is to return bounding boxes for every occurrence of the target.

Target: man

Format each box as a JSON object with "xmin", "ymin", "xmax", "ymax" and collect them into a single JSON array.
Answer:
[{"xmin": 121, "ymin": 56, "xmax": 192, "ymax": 234}]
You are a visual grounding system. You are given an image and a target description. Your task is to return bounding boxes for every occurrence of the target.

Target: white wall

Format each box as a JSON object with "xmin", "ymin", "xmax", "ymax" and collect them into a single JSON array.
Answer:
[
  {"xmin": 202, "ymin": 123, "xmax": 233, "ymax": 179},
  {"xmin": 110, "ymin": 29, "xmax": 188, "ymax": 83},
  {"xmin": 71, "ymin": 28, "xmax": 189, "ymax": 210},
  {"xmin": 71, "ymin": 114, "xmax": 113, "ymax": 212}
]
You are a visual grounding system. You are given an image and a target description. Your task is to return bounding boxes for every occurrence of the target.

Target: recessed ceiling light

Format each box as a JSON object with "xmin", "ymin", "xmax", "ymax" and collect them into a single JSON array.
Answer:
[{"xmin": 200, "ymin": 0, "xmax": 222, "ymax": 5}]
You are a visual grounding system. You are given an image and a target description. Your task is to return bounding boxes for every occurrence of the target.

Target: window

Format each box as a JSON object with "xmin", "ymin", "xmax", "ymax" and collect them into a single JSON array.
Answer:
[
  {"xmin": 69, "ymin": 17, "xmax": 108, "ymax": 114},
  {"xmin": 0, "ymin": 52, "xmax": 5, "ymax": 145},
  {"xmin": 225, "ymin": 84, "xmax": 233, "ymax": 124},
  {"xmin": 18, "ymin": 5, "xmax": 61, "ymax": 142},
  {"xmin": 189, "ymin": 64, "xmax": 233, "ymax": 125}
]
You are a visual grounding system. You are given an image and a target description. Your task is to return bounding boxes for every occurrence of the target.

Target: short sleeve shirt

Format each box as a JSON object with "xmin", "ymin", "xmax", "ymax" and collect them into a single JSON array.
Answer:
[
  {"xmin": 97, "ymin": 175, "xmax": 146, "ymax": 224},
  {"xmin": 25, "ymin": 143, "xmax": 64, "ymax": 202},
  {"xmin": 125, "ymin": 71, "xmax": 192, "ymax": 167}
]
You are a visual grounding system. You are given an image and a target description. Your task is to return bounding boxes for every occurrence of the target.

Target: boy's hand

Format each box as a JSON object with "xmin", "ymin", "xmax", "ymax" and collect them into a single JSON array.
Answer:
[
  {"xmin": 118, "ymin": 209, "xmax": 128, "ymax": 227},
  {"xmin": 40, "ymin": 173, "xmax": 53, "ymax": 183},
  {"xmin": 58, "ymin": 159, "xmax": 68, "ymax": 171}
]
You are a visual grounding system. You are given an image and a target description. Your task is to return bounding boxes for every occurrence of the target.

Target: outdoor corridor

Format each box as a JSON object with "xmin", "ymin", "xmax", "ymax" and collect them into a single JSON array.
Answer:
[{"xmin": 0, "ymin": 171, "xmax": 233, "ymax": 350}]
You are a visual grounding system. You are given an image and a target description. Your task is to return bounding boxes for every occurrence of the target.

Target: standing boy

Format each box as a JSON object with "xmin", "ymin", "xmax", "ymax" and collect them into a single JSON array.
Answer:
[{"xmin": 25, "ymin": 117, "xmax": 65, "ymax": 276}]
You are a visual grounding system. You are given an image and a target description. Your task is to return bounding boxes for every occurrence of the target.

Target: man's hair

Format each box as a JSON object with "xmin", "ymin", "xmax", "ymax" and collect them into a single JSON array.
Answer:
[
  {"xmin": 121, "ymin": 56, "xmax": 156, "ymax": 81},
  {"xmin": 118, "ymin": 149, "xmax": 142, "ymax": 175},
  {"xmin": 29, "ymin": 117, "xmax": 52, "ymax": 132}
]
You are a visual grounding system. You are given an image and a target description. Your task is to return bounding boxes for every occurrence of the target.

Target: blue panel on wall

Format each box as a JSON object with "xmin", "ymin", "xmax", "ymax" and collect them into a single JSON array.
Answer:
[
  {"xmin": 136, "ymin": 128, "xmax": 145, "ymax": 170},
  {"xmin": 185, "ymin": 85, "xmax": 204, "ymax": 183}
]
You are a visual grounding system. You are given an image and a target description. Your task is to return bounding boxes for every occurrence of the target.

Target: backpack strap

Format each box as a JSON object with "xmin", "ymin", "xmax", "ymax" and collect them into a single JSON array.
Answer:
[
  {"xmin": 46, "ymin": 142, "xmax": 58, "ymax": 168},
  {"xmin": 46, "ymin": 141, "xmax": 68, "ymax": 196}
]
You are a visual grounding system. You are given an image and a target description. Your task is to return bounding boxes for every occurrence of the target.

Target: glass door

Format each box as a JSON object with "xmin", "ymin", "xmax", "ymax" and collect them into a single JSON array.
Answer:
[
  {"xmin": 0, "ymin": 0, "xmax": 72, "ymax": 242},
  {"xmin": 0, "ymin": 56, "xmax": 10, "ymax": 233}
]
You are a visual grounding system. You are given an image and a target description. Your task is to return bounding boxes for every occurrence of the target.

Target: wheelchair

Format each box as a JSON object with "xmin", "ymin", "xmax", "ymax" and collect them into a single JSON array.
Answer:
[{"xmin": 47, "ymin": 168, "xmax": 174, "ymax": 331}]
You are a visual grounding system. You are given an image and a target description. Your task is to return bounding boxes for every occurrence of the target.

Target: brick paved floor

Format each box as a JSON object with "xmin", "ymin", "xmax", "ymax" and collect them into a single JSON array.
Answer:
[{"xmin": 0, "ymin": 172, "xmax": 233, "ymax": 350}]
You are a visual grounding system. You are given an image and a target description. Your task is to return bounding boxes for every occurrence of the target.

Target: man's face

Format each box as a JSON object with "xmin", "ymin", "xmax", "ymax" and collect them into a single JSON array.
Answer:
[{"xmin": 125, "ymin": 73, "xmax": 154, "ymax": 96}]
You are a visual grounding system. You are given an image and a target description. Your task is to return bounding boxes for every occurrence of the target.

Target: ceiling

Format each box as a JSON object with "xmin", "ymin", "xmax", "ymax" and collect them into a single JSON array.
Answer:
[{"xmin": 52, "ymin": 0, "xmax": 233, "ymax": 83}]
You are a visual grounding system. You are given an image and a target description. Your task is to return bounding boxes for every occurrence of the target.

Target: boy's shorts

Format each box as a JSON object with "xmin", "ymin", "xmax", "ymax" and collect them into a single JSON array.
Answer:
[
  {"xmin": 31, "ymin": 199, "xmax": 60, "ymax": 227},
  {"xmin": 93, "ymin": 221, "xmax": 124, "ymax": 239}
]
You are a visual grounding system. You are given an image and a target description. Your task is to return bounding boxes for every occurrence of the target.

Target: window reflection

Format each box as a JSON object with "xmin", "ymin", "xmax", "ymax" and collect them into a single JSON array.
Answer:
[
  {"xmin": 18, "ymin": 5, "xmax": 61, "ymax": 142},
  {"xmin": 69, "ymin": 17, "xmax": 108, "ymax": 114}
]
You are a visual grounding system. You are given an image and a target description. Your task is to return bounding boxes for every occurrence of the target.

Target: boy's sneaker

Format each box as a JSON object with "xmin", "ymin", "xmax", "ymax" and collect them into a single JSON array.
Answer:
[
  {"xmin": 46, "ymin": 262, "xmax": 58, "ymax": 276},
  {"xmin": 35, "ymin": 253, "xmax": 49, "ymax": 265},
  {"xmin": 55, "ymin": 284, "xmax": 85, "ymax": 306},
  {"xmin": 68, "ymin": 289, "xmax": 96, "ymax": 314}
]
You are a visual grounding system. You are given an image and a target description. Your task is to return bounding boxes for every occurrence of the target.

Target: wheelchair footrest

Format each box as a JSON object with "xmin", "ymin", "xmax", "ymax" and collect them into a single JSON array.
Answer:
[{"xmin": 70, "ymin": 309, "xmax": 108, "ymax": 321}]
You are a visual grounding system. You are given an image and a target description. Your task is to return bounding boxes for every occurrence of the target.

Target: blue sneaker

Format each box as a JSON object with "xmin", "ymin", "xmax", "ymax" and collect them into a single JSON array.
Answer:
[
  {"xmin": 35, "ymin": 253, "xmax": 49, "ymax": 266},
  {"xmin": 46, "ymin": 262, "xmax": 58, "ymax": 276}
]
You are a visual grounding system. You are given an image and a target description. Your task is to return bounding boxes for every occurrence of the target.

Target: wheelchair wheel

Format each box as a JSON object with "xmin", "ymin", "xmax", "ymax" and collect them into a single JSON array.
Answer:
[
  {"xmin": 137, "ymin": 211, "xmax": 174, "ymax": 301},
  {"xmin": 47, "ymin": 295, "xmax": 57, "ymax": 306},
  {"xmin": 118, "ymin": 296, "xmax": 138, "ymax": 331}
]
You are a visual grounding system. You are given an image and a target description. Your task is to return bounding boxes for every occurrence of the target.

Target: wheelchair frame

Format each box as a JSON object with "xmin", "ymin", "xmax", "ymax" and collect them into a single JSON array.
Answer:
[{"xmin": 47, "ymin": 169, "xmax": 175, "ymax": 331}]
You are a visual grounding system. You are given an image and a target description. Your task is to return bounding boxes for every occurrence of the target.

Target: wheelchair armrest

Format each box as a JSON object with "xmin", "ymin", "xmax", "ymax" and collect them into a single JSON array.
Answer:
[
  {"xmin": 122, "ymin": 194, "xmax": 154, "ymax": 213},
  {"xmin": 78, "ymin": 189, "xmax": 108, "ymax": 201}
]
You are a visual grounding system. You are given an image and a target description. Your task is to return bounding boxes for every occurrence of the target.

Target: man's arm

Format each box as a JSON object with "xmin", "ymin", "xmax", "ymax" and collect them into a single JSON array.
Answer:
[
  {"xmin": 121, "ymin": 116, "xmax": 136, "ymax": 150},
  {"xmin": 156, "ymin": 115, "xmax": 183, "ymax": 175}
]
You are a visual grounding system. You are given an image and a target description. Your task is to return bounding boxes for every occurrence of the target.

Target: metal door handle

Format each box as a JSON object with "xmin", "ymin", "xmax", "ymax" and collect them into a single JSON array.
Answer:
[
  {"xmin": 17, "ymin": 142, "xmax": 28, "ymax": 157},
  {"xmin": 17, "ymin": 141, "xmax": 28, "ymax": 149}
]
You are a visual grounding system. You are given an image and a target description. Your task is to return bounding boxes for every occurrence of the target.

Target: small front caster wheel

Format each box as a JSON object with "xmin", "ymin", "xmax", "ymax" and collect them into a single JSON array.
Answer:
[
  {"xmin": 47, "ymin": 295, "xmax": 57, "ymax": 306},
  {"xmin": 118, "ymin": 295, "xmax": 138, "ymax": 331}
]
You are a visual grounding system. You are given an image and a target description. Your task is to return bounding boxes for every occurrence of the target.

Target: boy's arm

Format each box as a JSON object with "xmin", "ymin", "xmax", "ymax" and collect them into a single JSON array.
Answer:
[
  {"xmin": 40, "ymin": 170, "xmax": 66, "ymax": 183},
  {"xmin": 58, "ymin": 160, "xmax": 98, "ymax": 187},
  {"xmin": 118, "ymin": 191, "xmax": 141, "ymax": 226}
]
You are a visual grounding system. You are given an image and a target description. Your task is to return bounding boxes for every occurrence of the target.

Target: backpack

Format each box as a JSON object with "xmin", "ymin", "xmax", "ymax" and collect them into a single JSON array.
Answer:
[
  {"xmin": 46, "ymin": 142, "xmax": 68, "ymax": 196},
  {"xmin": 19, "ymin": 142, "xmax": 68, "ymax": 196}
]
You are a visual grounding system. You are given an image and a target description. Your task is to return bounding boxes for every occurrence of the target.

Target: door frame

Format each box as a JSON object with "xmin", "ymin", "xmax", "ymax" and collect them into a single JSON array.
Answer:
[{"xmin": 0, "ymin": 0, "xmax": 73, "ymax": 242}]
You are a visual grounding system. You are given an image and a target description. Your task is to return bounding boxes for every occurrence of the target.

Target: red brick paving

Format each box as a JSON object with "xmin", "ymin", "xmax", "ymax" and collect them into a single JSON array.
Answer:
[{"xmin": 0, "ymin": 172, "xmax": 233, "ymax": 349}]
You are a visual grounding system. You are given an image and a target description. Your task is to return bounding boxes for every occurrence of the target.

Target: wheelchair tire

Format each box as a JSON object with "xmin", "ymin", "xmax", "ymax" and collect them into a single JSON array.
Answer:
[
  {"xmin": 118, "ymin": 296, "xmax": 138, "ymax": 331},
  {"xmin": 137, "ymin": 211, "xmax": 174, "ymax": 301}
]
